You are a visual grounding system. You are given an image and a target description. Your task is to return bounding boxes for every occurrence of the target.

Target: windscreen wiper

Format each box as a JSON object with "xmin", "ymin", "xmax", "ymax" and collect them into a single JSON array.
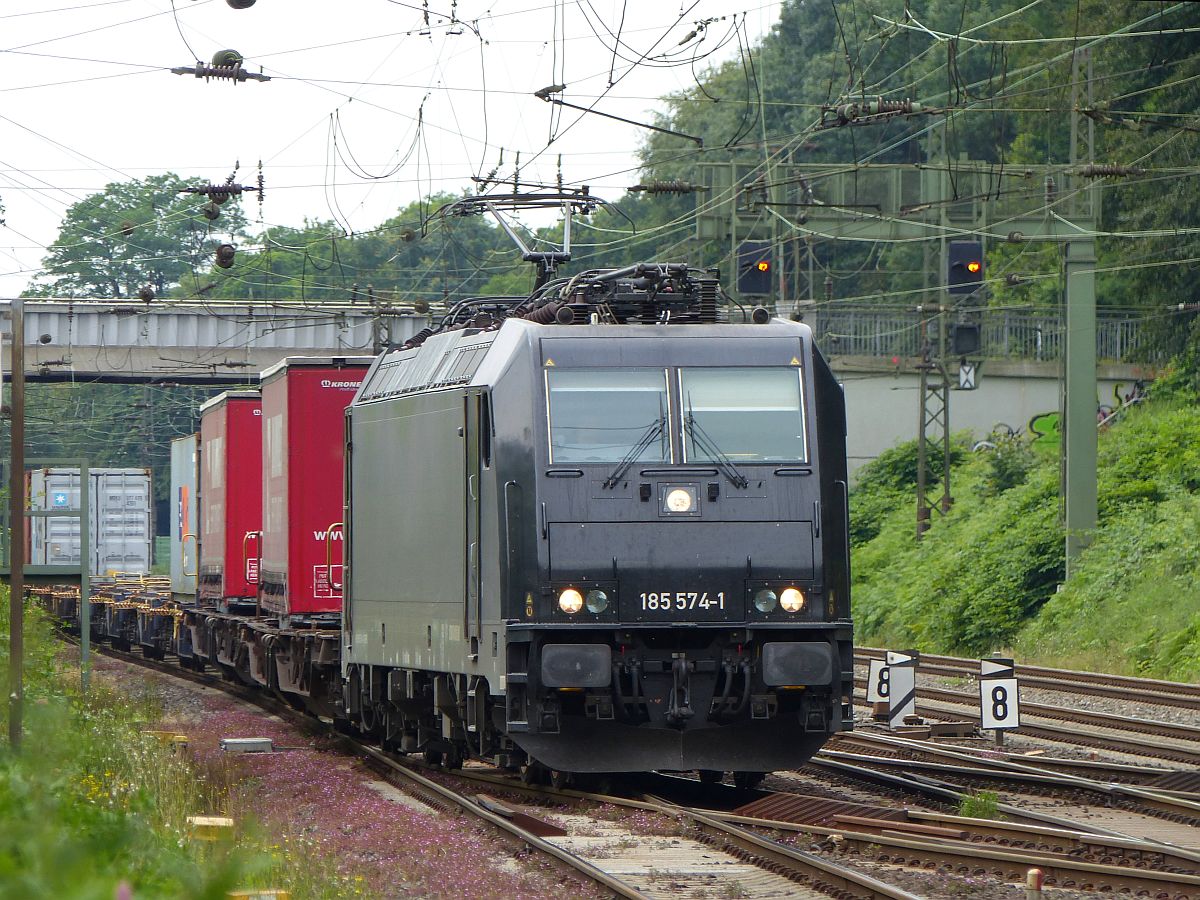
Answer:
[
  {"xmin": 685, "ymin": 400, "xmax": 750, "ymax": 489},
  {"xmin": 603, "ymin": 416, "xmax": 665, "ymax": 489}
]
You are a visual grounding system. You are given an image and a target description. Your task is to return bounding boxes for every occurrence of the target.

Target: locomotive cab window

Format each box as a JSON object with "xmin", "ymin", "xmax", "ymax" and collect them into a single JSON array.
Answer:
[
  {"xmin": 546, "ymin": 368, "xmax": 670, "ymax": 463},
  {"xmin": 680, "ymin": 367, "xmax": 807, "ymax": 463}
]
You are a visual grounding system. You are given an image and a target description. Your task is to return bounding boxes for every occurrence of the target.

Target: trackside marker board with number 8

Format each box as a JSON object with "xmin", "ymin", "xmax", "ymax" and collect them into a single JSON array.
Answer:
[
  {"xmin": 866, "ymin": 658, "xmax": 889, "ymax": 703},
  {"xmin": 980, "ymin": 658, "xmax": 1021, "ymax": 731}
]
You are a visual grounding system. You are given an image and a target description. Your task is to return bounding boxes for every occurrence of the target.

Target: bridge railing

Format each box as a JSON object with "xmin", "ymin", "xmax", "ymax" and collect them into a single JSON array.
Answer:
[{"xmin": 807, "ymin": 309, "xmax": 1154, "ymax": 363}]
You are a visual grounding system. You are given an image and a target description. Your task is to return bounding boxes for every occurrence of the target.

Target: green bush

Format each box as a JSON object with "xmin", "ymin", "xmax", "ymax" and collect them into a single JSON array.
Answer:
[
  {"xmin": 850, "ymin": 437, "xmax": 967, "ymax": 544},
  {"xmin": 851, "ymin": 395, "xmax": 1200, "ymax": 675},
  {"xmin": 957, "ymin": 790, "xmax": 1001, "ymax": 820}
]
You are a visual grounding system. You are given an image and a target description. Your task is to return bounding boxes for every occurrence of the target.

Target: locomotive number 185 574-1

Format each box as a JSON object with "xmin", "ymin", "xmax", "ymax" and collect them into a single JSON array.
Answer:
[{"xmin": 639, "ymin": 591, "xmax": 725, "ymax": 612}]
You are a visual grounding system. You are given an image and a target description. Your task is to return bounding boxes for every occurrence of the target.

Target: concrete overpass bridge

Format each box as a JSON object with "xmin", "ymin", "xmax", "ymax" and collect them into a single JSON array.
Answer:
[
  {"xmin": 7, "ymin": 300, "xmax": 428, "ymax": 384},
  {"xmin": 810, "ymin": 307, "xmax": 1157, "ymax": 474},
  {"xmin": 2, "ymin": 300, "xmax": 1157, "ymax": 472}
]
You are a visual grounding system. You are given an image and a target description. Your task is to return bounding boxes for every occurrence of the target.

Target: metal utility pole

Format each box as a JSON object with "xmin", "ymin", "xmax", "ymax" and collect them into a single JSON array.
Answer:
[
  {"xmin": 915, "ymin": 322, "xmax": 951, "ymax": 538},
  {"xmin": 915, "ymin": 128, "xmax": 953, "ymax": 539},
  {"xmin": 7, "ymin": 299, "xmax": 24, "ymax": 749},
  {"xmin": 1064, "ymin": 49, "xmax": 1098, "ymax": 573}
]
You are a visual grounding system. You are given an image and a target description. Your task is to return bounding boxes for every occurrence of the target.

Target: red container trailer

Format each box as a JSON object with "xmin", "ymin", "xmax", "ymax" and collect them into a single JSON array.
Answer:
[
  {"xmin": 198, "ymin": 391, "xmax": 263, "ymax": 605},
  {"xmin": 260, "ymin": 357, "xmax": 373, "ymax": 618}
]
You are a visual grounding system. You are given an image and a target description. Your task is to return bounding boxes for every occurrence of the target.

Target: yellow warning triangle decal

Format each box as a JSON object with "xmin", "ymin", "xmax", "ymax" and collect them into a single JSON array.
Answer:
[
  {"xmin": 790, "ymin": 357, "xmax": 801, "ymax": 366},
  {"xmin": 545, "ymin": 358, "xmax": 556, "ymax": 366}
]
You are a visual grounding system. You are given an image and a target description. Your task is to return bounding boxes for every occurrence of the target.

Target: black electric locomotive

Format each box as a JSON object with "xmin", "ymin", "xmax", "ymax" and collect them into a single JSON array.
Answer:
[{"xmin": 341, "ymin": 263, "xmax": 853, "ymax": 781}]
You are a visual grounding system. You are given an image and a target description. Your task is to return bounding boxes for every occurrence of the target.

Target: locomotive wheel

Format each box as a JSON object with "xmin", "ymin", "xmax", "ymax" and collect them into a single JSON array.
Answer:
[
  {"xmin": 549, "ymin": 769, "xmax": 572, "ymax": 790},
  {"xmin": 422, "ymin": 749, "xmax": 443, "ymax": 766},
  {"xmin": 359, "ymin": 700, "xmax": 378, "ymax": 735},
  {"xmin": 443, "ymin": 747, "xmax": 464, "ymax": 770},
  {"xmin": 732, "ymin": 771, "xmax": 766, "ymax": 789},
  {"xmin": 698, "ymin": 770, "xmax": 724, "ymax": 785}
]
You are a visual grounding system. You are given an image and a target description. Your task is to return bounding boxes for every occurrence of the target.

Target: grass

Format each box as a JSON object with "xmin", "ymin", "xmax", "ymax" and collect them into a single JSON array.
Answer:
[
  {"xmin": 0, "ymin": 596, "xmax": 362, "ymax": 899},
  {"xmin": 957, "ymin": 790, "xmax": 1001, "ymax": 820},
  {"xmin": 850, "ymin": 393, "xmax": 1200, "ymax": 681},
  {"xmin": 0, "ymin": 607, "xmax": 247, "ymax": 898}
]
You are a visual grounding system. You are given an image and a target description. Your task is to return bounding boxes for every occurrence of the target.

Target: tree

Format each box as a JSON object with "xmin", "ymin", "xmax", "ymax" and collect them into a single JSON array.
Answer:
[{"xmin": 24, "ymin": 173, "xmax": 247, "ymax": 299}]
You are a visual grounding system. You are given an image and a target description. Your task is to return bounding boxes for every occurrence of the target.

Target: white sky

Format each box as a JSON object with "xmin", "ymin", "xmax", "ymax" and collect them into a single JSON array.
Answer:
[{"xmin": 0, "ymin": 0, "xmax": 781, "ymax": 296}]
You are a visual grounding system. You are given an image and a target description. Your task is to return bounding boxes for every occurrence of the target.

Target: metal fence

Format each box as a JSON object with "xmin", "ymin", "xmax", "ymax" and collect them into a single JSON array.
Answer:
[{"xmin": 808, "ymin": 309, "xmax": 1153, "ymax": 363}]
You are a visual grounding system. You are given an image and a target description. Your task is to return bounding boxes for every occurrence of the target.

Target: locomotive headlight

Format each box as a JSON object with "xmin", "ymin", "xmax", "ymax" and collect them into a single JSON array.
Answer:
[
  {"xmin": 779, "ymin": 587, "xmax": 806, "ymax": 613},
  {"xmin": 558, "ymin": 588, "xmax": 584, "ymax": 614},
  {"xmin": 664, "ymin": 487, "xmax": 695, "ymax": 513},
  {"xmin": 753, "ymin": 589, "xmax": 778, "ymax": 613},
  {"xmin": 585, "ymin": 589, "xmax": 609, "ymax": 613}
]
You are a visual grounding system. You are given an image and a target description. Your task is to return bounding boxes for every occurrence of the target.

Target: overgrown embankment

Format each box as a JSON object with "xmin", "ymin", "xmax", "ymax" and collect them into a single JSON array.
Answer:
[
  {"xmin": 851, "ymin": 386, "xmax": 1200, "ymax": 681},
  {"xmin": 0, "ymin": 603, "xmax": 353, "ymax": 899},
  {"xmin": 0, "ymin": 603, "xmax": 248, "ymax": 897}
]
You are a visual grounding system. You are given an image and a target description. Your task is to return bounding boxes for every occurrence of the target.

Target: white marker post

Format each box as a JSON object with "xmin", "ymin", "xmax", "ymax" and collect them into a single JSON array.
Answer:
[
  {"xmin": 980, "ymin": 657, "xmax": 1021, "ymax": 743},
  {"xmin": 886, "ymin": 650, "xmax": 919, "ymax": 729}
]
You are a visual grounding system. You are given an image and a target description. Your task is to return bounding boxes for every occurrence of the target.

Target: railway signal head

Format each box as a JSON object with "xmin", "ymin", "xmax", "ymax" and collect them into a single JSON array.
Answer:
[
  {"xmin": 737, "ymin": 240, "xmax": 773, "ymax": 295},
  {"xmin": 948, "ymin": 240, "xmax": 984, "ymax": 294}
]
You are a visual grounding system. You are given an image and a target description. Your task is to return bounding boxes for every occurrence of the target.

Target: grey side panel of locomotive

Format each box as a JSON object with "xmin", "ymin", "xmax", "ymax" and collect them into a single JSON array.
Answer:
[
  {"xmin": 343, "ymin": 325, "xmax": 534, "ymax": 690},
  {"xmin": 347, "ymin": 390, "xmax": 467, "ymax": 669}
]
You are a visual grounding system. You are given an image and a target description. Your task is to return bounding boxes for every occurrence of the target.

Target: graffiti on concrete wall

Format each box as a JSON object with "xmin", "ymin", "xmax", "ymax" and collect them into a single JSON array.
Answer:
[{"xmin": 974, "ymin": 381, "xmax": 1147, "ymax": 452}]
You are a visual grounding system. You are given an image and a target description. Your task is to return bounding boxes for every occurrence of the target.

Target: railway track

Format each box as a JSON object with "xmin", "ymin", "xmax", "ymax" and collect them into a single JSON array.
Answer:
[
  {"xmin": 78, "ymin": 640, "xmax": 643, "ymax": 899},
  {"xmin": 72, "ymin": 632, "xmax": 1200, "ymax": 898},
  {"xmin": 653, "ymin": 766, "xmax": 1200, "ymax": 897},
  {"xmin": 87, "ymin": 638, "xmax": 925, "ymax": 900},
  {"xmin": 830, "ymin": 730, "xmax": 1183, "ymax": 785},
  {"xmin": 856, "ymin": 647, "xmax": 1200, "ymax": 710},
  {"xmin": 820, "ymin": 731, "xmax": 1200, "ymax": 829},
  {"xmin": 852, "ymin": 674, "xmax": 1200, "ymax": 766}
]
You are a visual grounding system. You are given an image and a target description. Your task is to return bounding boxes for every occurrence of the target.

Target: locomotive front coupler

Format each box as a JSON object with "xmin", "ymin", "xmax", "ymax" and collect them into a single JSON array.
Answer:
[{"xmin": 667, "ymin": 655, "xmax": 694, "ymax": 725}]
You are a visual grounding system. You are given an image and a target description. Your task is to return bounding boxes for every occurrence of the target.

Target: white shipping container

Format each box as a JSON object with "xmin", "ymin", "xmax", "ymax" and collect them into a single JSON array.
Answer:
[{"xmin": 28, "ymin": 467, "xmax": 153, "ymax": 576}]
